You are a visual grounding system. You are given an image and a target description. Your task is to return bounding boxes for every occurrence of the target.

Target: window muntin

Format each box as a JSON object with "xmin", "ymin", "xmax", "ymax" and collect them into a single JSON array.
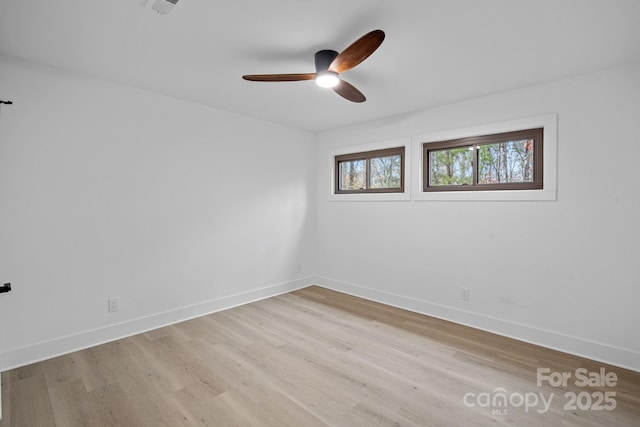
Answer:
[
  {"xmin": 423, "ymin": 128, "xmax": 543, "ymax": 192},
  {"xmin": 335, "ymin": 147, "xmax": 405, "ymax": 194}
]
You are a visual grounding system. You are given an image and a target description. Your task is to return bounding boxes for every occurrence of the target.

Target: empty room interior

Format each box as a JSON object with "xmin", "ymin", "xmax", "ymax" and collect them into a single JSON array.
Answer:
[{"xmin": 1, "ymin": 1, "xmax": 640, "ymax": 426}]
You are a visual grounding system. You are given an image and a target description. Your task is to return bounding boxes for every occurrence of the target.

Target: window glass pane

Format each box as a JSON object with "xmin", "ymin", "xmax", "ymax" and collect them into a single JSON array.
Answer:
[
  {"xmin": 478, "ymin": 139, "xmax": 534, "ymax": 184},
  {"xmin": 338, "ymin": 159, "xmax": 366, "ymax": 190},
  {"xmin": 429, "ymin": 147, "xmax": 473, "ymax": 186},
  {"xmin": 369, "ymin": 155, "xmax": 402, "ymax": 189}
]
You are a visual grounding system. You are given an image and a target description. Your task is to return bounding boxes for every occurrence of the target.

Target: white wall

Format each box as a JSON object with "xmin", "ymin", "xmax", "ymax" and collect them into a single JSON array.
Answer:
[
  {"xmin": 1, "ymin": 53, "xmax": 638, "ymax": 373},
  {"xmin": 315, "ymin": 63, "xmax": 640, "ymax": 371},
  {"xmin": 0, "ymin": 54, "xmax": 316, "ymax": 369}
]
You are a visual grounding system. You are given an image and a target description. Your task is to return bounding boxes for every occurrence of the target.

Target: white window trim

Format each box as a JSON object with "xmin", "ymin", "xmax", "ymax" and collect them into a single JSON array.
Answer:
[
  {"xmin": 328, "ymin": 137, "xmax": 412, "ymax": 202},
  {"xmin": 411, "ymin": 113, "xmax": 558, "ymax": 201}
]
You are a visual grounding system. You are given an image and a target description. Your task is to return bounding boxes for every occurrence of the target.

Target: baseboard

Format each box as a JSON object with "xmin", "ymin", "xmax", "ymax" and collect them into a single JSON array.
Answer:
[
  {"xmin": 0, "ymin": 277, "xmax": 314, "ymax": 372},
  {"xmin": 314, "ymin": 276, "xmax": 640, "ymax": 373},
  {"xmin": 4, "ymin": 276, "xmax": 638, "ymax": 374}
]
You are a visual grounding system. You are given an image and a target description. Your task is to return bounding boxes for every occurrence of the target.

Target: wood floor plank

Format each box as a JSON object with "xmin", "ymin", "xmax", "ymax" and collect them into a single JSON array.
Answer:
[
  {"xmin": 8, "ymin": 374, "xmax": 55, "ymax": 427},
  {"xmin": 1, "ymin": 286, "xmax": 639, "ymax": 426},
  {"xmin": 0, "ymin": 372, "xmax": 10, "ymax": 425}
]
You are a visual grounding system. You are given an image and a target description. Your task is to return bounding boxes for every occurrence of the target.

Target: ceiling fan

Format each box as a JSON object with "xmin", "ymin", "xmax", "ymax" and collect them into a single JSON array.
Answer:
[{"xmin": 242, "ymin": 30, "xmax": 385, "ymax": 103}]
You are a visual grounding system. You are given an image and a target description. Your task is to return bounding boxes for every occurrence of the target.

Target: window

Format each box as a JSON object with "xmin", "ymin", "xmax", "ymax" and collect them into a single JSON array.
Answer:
[
  {"xmin": 423, "ymin": 128, "xmax": 543, "ymax": 192},
  {"xmin": 335, "ymin": 146, "xmax": 405, "ymax": 194}
]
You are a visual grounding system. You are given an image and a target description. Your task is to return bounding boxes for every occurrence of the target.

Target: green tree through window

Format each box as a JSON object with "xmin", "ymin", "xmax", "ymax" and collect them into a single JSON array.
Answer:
[
  {"xmin": 423, "ymin": 128, "xmax": 543, "ymax": 192},
  {"xmin": 335, "ymin": 147, "xmax": 405, "ymax": 194}
]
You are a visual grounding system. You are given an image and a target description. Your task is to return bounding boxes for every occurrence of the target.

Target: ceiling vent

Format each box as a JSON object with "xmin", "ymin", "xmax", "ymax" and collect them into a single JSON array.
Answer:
[{"xmin": 150, "ymin": 0, "xmax": 179, "ymax": 15}]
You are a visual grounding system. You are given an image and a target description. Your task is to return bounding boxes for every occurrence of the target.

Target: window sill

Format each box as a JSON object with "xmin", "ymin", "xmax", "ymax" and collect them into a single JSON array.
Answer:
[
  {"xmin": 413, "ymin": 188, "xmax": 556, "ymax": 202},
  {"xmin": 329, "ymin": 192, "xmax": 411, "ymax": 202}
]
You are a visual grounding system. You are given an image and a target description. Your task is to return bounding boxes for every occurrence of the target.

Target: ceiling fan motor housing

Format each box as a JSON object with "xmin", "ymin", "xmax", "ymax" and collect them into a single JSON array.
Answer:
[{"xmin": 315, "ymin": 50, "xmax": 339, "ymax": 72}]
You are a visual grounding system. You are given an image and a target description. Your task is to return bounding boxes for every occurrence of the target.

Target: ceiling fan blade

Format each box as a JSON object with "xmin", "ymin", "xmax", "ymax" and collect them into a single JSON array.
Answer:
[
  {"xmin": 329, "ymin": 30, "xmax": 385, "ymax": 74},
  {"xmin": 333, "ymin": 80, "xmax": 366, "ymax": 103},
  {"xmin": 242, "ymin": 73, "xmax": 316, "ymax": 82}
]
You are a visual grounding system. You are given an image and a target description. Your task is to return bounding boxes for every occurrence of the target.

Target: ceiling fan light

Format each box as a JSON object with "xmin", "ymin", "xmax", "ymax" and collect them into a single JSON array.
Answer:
[{"xmin": 315, "ymin": 71, "xmax": 339, "ymax": 88}]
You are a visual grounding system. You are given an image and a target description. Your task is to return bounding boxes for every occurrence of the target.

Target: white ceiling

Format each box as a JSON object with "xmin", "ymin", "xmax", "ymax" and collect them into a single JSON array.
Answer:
[{"xmin": 1, "ymin": 0, "xmax": 640, "ymax": 131}]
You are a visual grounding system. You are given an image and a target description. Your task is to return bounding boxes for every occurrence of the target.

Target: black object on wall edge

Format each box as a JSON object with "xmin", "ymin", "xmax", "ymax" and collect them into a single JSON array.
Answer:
[{"xmin": 0, "ymin": 283, "xmax": 11, "ymax": 293}]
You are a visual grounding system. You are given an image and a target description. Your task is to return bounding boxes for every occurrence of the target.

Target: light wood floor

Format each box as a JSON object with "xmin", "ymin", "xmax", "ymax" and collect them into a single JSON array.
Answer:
[{"xmin": 1, "ymin": 286, "xmax": 639, "ymax": 426}]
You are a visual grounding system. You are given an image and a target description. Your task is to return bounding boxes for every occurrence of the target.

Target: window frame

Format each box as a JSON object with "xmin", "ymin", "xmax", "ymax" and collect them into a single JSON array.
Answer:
[
  {"xmin": 335, "ymin": 146, "xmax": 405, "ymax": 194},
  {"xmin": 423, "ymin": 128, "xmax": 544, "ymax": 192},
  {"xmin": 329, "ymin": 137, "xmax": 411, "ymax": 202},
  {"xmin": 412, "ymin": 114, "xmax": 557, "ymax": 202}
]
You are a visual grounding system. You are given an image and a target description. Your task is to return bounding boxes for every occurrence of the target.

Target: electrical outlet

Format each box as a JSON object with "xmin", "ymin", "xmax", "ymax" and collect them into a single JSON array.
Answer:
[
  {"xmin": 108, "ymin": 297, "xmax": 120, "ymax": 312},
  {"xmin": 460, "ymin": 287, "xmax": 470, "ymax": 301}
]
